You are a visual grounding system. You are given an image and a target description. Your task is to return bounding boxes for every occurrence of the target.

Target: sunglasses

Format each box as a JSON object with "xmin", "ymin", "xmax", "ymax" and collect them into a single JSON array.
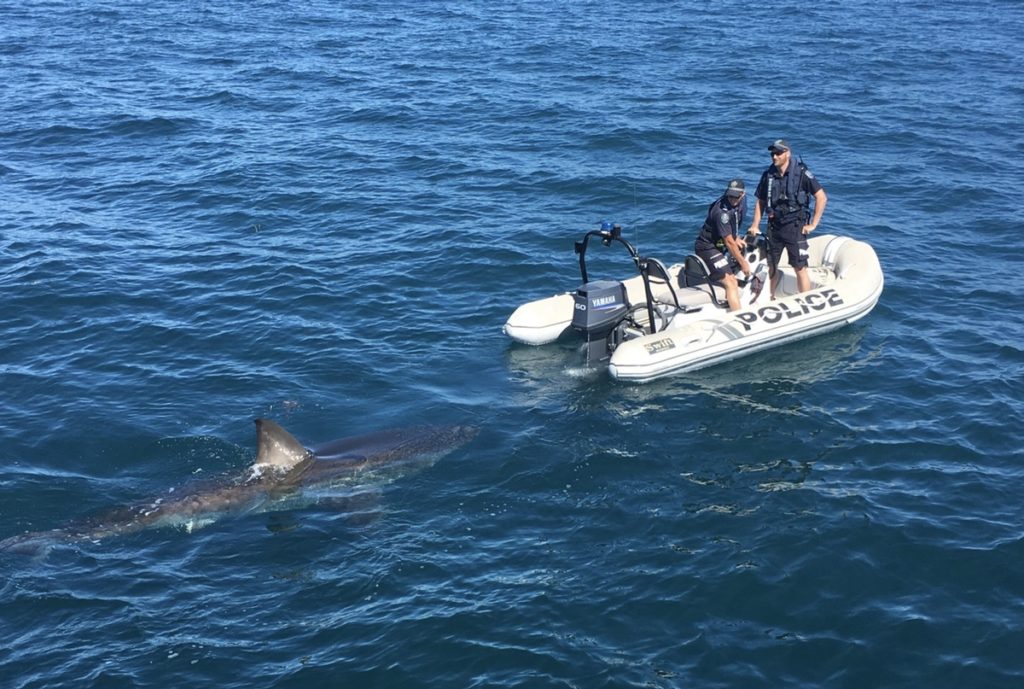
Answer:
[{"xmin": 771, "ymin": 150, "xmax": 788, "ymax": 156}]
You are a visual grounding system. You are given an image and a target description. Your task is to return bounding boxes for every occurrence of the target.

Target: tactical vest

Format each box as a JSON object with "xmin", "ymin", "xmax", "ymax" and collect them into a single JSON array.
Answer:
[{"xmin": 766, "ymin": 160, "xmax": 809, "ymax": 226}]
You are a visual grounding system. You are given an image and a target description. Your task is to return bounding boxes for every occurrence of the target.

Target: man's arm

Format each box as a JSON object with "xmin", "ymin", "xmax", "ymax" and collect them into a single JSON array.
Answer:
[
  {"xmin": 746, "ymin": 198, "xmax": 764, "ymax": 236},
  {"xmin": 723, "ymin": 234, "xmax": 751, "ymax": 277},
  {"xmin": 804, "ymin": 188, "xmax": 828, "ymax": 234}
]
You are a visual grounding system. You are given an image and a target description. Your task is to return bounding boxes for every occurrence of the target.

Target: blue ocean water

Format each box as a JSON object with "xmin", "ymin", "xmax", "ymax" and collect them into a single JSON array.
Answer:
[{"xmin": 2, "ymin": 1, "xmax": 1023, "ymax": 687}]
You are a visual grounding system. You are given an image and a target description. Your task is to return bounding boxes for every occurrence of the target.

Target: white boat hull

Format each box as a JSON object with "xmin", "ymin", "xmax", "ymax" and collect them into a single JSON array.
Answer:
[{"xmin": 503, "ymin": 234, "xmax": 883, "ymax": 383}]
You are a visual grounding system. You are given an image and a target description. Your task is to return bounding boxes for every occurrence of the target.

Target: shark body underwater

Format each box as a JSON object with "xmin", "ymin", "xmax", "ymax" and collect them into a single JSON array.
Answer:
[{"xmin": 0, "ymin": 419, "xmax": 477, "ymax": 554}]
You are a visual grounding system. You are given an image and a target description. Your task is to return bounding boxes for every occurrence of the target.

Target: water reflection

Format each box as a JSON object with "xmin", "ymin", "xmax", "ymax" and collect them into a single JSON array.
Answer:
[{"xmin": 505, "ymin": 325, "xmax": 877, "ymax": 415}]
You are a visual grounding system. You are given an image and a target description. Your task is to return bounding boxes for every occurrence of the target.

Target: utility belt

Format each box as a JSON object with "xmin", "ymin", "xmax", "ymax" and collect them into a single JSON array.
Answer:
[
  {"xmin": 695, "ymin": 223, "xmax": 725, "ymax": 252},
  {"xmin": 767, "ymin": 206, "xmax": 807, "ymax": 232}
]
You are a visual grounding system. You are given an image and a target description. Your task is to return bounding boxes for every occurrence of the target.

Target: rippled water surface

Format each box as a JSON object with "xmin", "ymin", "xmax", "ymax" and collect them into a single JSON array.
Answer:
[{"xmin": 2, "ymin": 2, "xmax": 1024, "ymax": 687}]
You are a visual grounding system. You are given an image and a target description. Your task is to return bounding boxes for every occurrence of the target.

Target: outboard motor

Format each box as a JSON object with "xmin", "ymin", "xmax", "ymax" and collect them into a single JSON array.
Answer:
[{"xmin": 572, "ymin": 279, "xmax": 629, "ymax": 363}]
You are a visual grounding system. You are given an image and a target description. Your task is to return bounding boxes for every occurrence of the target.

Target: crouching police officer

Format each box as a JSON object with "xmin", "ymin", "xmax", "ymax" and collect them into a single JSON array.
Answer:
[
  {"xmin": 694, "ymin": 178, "xmax": 750, "ymax": 311},
  {"xmin": 746, "ymin": 139, "xmax": 827, "ymax": 297}
]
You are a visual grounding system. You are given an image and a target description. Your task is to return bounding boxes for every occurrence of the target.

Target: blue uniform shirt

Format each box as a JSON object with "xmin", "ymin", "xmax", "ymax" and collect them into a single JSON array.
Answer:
[{"xmin": 695, "ymin": 194, "xmax": 746, "ymax": 253}]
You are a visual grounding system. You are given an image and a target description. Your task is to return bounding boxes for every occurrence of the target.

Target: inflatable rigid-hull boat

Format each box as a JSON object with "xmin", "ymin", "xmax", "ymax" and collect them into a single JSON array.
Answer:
[{"xmin": 503, "ymin": 225, "xmax": 883, "ymax": 383}]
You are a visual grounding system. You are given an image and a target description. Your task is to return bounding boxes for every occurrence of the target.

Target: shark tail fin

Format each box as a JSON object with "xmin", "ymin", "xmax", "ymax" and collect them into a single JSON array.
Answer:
[{"xmin": 254, "ymin": 419, "xmax": 313, "ymax": 473}]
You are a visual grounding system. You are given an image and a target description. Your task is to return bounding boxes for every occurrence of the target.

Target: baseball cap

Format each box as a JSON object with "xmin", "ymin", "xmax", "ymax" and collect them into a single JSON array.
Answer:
[
  {"xmin": 725, "ymin": 178, "xmax": 745, "ymax": 197},
  {"xmin": 768, "ymin": 139, "xmax": 790, "ymax": 153}
]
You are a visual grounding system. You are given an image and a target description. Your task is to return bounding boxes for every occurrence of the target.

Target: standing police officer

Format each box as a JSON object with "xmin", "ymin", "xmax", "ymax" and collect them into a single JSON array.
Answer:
[
  {"xmin": 746, "ymin": 139, "xmax": 827, "ymax": 297},
  {"xmin": 694, "ymin": 178, "xmax": 750, "ymax": 311}
]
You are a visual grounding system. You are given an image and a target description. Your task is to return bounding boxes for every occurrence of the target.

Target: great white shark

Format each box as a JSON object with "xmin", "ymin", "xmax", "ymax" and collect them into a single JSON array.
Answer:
[{"xmin": 0, "ymin": 419, "xmax": 477, "ymax": 554}]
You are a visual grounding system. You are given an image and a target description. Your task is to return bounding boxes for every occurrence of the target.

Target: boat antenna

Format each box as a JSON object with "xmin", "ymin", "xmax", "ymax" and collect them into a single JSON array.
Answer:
[{"xmin": 618, "ymin": 178, "xmax": 640, "ymax": 249}]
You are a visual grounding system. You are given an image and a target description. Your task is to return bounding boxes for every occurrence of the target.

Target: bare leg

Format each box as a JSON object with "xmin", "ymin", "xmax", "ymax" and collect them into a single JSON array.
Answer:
[
  {"xmin": 795, "ymin": 266, "xmax": 810, "ymax": 293},
  {"xmin": 723, "ymin": 274, "xmax": 740, "ymax": 311}
]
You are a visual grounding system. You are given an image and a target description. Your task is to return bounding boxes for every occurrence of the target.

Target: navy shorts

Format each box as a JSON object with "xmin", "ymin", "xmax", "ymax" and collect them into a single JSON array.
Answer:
[
  {"xmin": 768, "ymin": 223, "xmax": 809, "ymax": 271},
  {"xmin": 696, "ymin": 247, "xmax": 732, "ymax": 281}
]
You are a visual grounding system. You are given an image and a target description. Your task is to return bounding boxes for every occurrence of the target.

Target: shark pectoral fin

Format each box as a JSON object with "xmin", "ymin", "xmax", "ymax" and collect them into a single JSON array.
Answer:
[{"xmin": 254, "ymin": 419, "xmax": 313, "ymax": 473}]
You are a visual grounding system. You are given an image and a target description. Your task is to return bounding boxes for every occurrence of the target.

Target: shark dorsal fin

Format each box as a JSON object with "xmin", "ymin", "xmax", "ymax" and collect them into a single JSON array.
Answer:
[{"xmin": 254, "ymin": 419, "xmax": 313, "ymax": 473}]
